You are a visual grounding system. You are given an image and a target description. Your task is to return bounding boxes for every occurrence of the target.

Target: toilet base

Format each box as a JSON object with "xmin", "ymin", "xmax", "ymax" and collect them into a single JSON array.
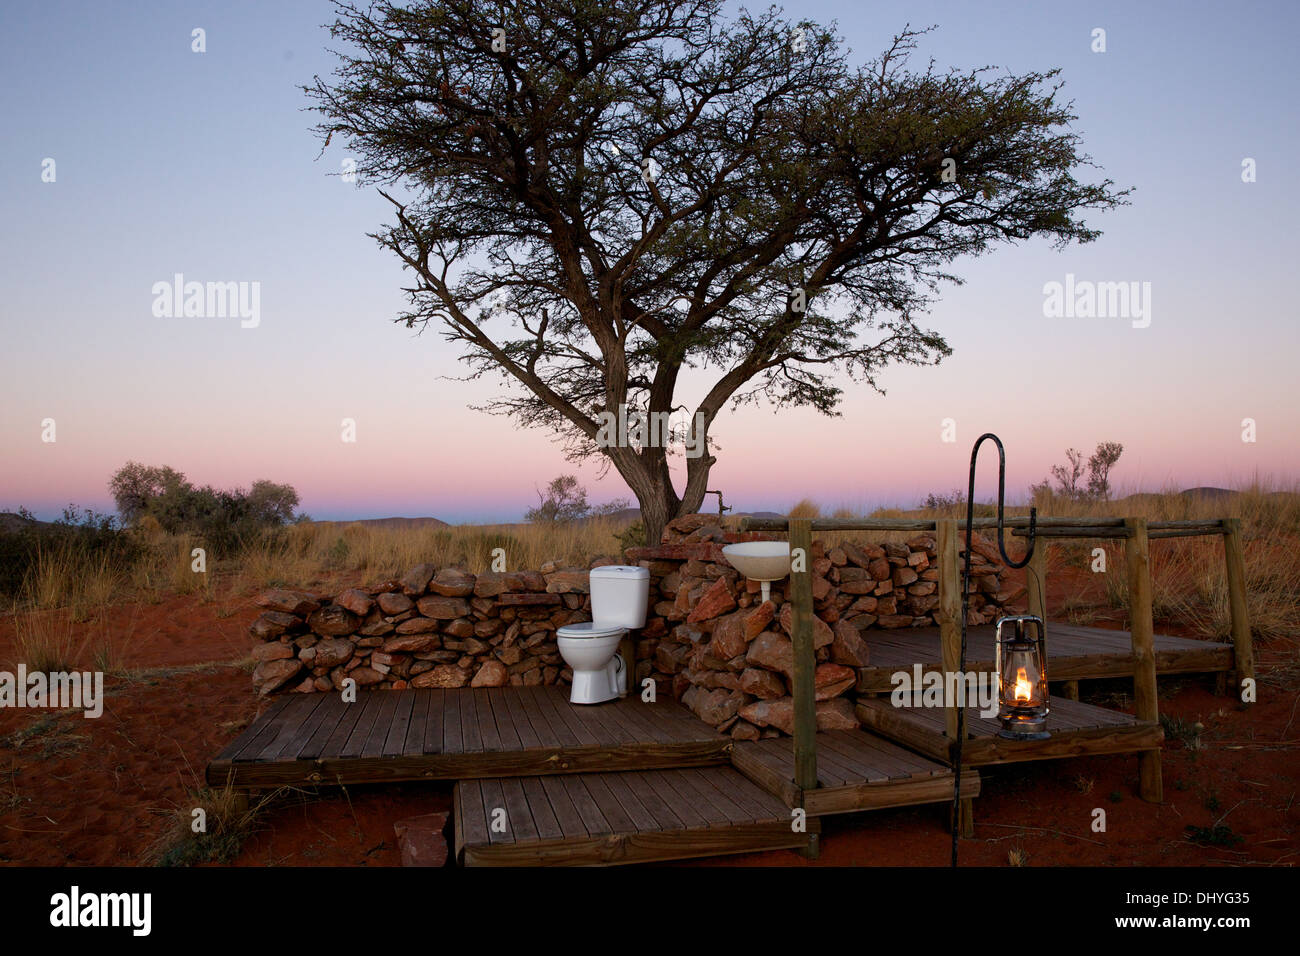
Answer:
[{"xmin": 568, "ymin": 657, "xmax": 625, "ymax": 705}]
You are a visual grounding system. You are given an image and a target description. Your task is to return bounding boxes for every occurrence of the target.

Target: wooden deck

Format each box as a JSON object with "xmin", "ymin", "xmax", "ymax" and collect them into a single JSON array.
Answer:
[
  {"xmin": 454, "ymin": 767, "xmax": 815, "ymax": 866},
  {"xmin": 731, "ymin": 729, "xmax": 979, "ymax": 816},
  {"xmin": 855, "ymin": 623, "xmax": 1231, "ymax": 694},
  {"xmin": 855, "ymin": 695, "xmax": 1164, "ymax": 767},
  {"xmin": 206, "ymin": 686, "xmax": 731, "ymax": 789}
]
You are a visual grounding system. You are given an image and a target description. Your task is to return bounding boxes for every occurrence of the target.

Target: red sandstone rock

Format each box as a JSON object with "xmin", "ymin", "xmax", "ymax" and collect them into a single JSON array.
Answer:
[
  {"xmin": 308, "ymin": 604, "xmax": 360, "ymax": 637},
  {"xmin": 251, "ymin": 641, "xmax": 293, "ymax": 662},
  {"xmin": 312, "ymin": 638, "xmax": 355, "ymax": 669},
  {"xmin": 249, "ymin": 610, "xmax": 301, "ymax": 640},
  {"xmin": 394, "ymin": 812, "xmax": 450, "ymax": 867},
  {"xmin": 746, "ymin": 630, "xmax": 794, "ymax": 679},
  {"xmin": 400, "ymin": 563, "xmax": 437, "ymax": 596},
  {"xmin": 429, "ymin": 568, "xmax": 476, "ymax": 597},
  {"xmin": 395, "ymin": 616, "xmax": 440, "ymax": 634},
  {"xmin": 830, "ymin": 620, "xmax": 871, "ymax": 667},
  {"xmin": 377, "ymin": 591, "xmax": 415, "ymax": 615},
  {"xmin": 417, "ymin": 595, "xmax": 471, "ymax": 618},
  {"xmin": 473, "ymin": 572, "xmax": 507, "ymax": 597},
  {"xmin": 892, "ymin": 566, "xmax": 919, "ymax": 587},
  {"xmin": 740, "ymin": 666, "xmax": 787, "ymax": 699},
  {"xmin": 253, "ymin": 659, "xmax": 303, "ymax": 695},
  {"xmin": 348, "ymin": 666, "xmax": 386, "ymax": 687},
  {"xmin": 777, "ymin": 603, "xmax": 833, "ymax": 648},
  {"xmin": 544, "ymin": 570, "xmax": 590, "ymax": 594},
  {"xmin": 686, "ymin": 576, "xmax": 736, "ymax": 623},
  {"xmin": 867, "ymin": 557, "xmax": 892, "ymax": 580},
  {"xmin": 335, "ymin": 588, "xmax": 374, "ymax": 617},
  {"xmin": 814, "ymin": 663, "xmax": 856, "ymax": 700},
  {"xmin": 411, "ymin": 665, "xmax": 470, "ymax": 688},
  {"xmin": 256, "ymin": 589, "xmax": 321, "ymax": 617},
  {"xmin": 738, "ymin": 696, "xmax": 859, "ymax": 734},
  {"xmin": 471, "ymin": 659, "xmax": 508, "ymax": 687}
]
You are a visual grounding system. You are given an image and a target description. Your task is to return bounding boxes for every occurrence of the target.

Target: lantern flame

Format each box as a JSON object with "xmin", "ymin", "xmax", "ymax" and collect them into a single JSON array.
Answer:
[{"xmin": 1013, "ymin": 667, "xmax": 1033, "ymax": 703}]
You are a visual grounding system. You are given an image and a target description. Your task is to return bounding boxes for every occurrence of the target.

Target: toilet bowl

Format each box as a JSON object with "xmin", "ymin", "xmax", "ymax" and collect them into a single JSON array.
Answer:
[{"xmin": 557, "ymin": 565, "xmax": 649, "ymax": 705}]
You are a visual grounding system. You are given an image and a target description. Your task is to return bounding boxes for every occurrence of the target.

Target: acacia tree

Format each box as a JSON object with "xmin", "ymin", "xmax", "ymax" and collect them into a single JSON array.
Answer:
[{"xmin": 309, "ymin": 0, "xmax": 1127, "ymax": 542}]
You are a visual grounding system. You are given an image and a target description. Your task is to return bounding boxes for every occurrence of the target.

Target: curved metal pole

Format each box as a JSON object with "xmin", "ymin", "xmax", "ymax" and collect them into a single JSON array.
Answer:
[{"xmin": 951, "ymin": 433, "xmax": 1038, "ymax": 867}]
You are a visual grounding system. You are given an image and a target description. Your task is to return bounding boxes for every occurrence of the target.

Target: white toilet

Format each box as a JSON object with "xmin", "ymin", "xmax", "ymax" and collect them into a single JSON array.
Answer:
[{"xmin": 557, "ymin": 565, "xmax": 649, "ymax": 705}]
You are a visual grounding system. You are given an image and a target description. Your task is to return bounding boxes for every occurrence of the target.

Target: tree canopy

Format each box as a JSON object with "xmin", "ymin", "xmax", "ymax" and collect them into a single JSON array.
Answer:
[{"xmin": 309, "ymin": 0, "xmax": 1128, "ymax": 540}]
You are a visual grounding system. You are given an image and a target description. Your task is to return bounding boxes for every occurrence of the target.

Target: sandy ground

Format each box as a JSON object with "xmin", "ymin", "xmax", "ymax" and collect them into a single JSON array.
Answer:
[{"xmin": 0, "ymin": 569, "xmax": 1295, "ymax": 867}]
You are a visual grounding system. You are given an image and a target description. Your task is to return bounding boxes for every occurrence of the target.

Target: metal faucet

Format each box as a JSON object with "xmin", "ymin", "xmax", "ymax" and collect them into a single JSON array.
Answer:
[{"xmin": 705, "ymin": 489, "xmax": 731, "ymax": 519}]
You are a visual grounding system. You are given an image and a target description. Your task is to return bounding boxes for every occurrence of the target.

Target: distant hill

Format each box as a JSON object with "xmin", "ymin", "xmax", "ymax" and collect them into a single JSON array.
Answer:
[
  {"xmin": 312, "ymin": 516, "xmax": 450, "ymax": 530},
  {"xmin": 0, "ymin": 512, "xmax": 57, "ymax": 533}
]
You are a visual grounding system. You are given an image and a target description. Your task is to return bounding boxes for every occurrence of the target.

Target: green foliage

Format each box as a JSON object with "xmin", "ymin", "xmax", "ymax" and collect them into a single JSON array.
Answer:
[
  {"xmin": 526, "ymin": 475, "xmax": 630, "ymax": 525},
  {"xmin": 107, "ymin": 462, "xmax": 302, "ymax": 558},
  {"xmin": 0, "ymin": 505, "xmax": 142, "ymax": 600},
  {"xmin": 617, "ymin": 520, "xmax": 647, "ymax": 552},
  {"xmin": 1031, "ymin": 442, "xmax": 1125, "ymax": 503}
]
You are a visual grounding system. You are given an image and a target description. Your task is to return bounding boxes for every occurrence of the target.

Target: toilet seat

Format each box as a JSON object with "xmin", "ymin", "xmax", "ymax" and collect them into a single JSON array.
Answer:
[{"xmin": 557, "ymin": 622, "xmax": 625, "ymax": 640}]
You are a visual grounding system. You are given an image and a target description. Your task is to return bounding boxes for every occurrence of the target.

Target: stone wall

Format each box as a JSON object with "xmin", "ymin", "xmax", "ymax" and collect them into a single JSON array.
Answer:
[
  {"xmin": 247, "ymin": 562, "xmax": 606, "ymax": 697},
  {"xmin": 247, "ymin": 515, "xmax": 1026, "ymax": 742},
  {"xmin": 620, "ymin": 514, "xmax": 1025, "ymax": 741}
]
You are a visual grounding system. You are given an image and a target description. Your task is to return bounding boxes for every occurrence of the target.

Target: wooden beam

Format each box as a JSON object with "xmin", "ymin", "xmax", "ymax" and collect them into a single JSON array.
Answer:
[
  {"xmin": 1222, "ymin": 517, "xmax": 1254, "ymax": 702},
  {"xmin": 1124, "ymin": 517, "xmax": 1162, "ymax": 803},
  {"xmin": 788, "ymin": 518, "xmax": 818, "ymax": 797}
]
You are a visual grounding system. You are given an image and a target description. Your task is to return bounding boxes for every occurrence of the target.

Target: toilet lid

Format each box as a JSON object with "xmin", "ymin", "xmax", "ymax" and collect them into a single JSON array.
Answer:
[{"xmin": 557, "ymin": 622, "xmax": 625, "ymax": 639}]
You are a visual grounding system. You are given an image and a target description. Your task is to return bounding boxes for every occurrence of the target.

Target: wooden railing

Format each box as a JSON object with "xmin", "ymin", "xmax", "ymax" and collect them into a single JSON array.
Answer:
[{"xmin": 738, "ymin": 514, "xmax": 1254, "ymax": 812}]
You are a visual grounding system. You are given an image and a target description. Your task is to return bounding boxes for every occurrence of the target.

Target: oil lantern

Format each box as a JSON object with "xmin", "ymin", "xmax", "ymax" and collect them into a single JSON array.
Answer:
[{"xmin": 994, "ymin": 615, "xmax": 1049, "ymax": 739}]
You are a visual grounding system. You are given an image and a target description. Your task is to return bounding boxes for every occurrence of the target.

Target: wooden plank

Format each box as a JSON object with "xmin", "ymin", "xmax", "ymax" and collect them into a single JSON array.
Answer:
[
  {"xmin": 316, "ymin": 694, "xmax": 372, "ymax": 760},
  {"xmin": 478, "ymin": 777, "xmax": 512, "ymax": 845},
  {"xmin": 213, "ymin": 695, "xmax": 291, "ymax": 763},
  {"xmin": 422, "ymin": 688, "xmax": 446, "ymax": 755},
  {"xmin": 441, "ymin": 687, "xmax": 464, "ymax": 755},
  {"xmin": 403, "ymin": 688, "xmax": 432, "ymax": 756},
  {"xmin": 558, "ymin": 775, "xmax": 612, "ymax": 836},
  {"xmin": 298, "ymin": 695, "xmax": 351, "ymax": 761},
  {"xmin": 597, "ymin": 772, "xmax": 662, "ymax": 832},
  {"xmin": 268, "ymin": 694, "xmax": 336, "ymax": 762},
  {"xmin": 473, "ymin": 688, "xmax": 503, "ymax": 752},
  {"xmin": 231, "ymin": 696, "xmax": 295, "ymax": 761},
  {"xmin": 498, "ymin": 777, "xmax": 539, "ymax": 844},
  {"xmin": 358, "ymin": 690, "xmax": 402, "ymax": 759},
  {"xmin": 456, "ymin": 779, "xmax": 489, "ymax": 850},
  {"xmin": 519, "ymin": 776, "xmax": 564, "ymax": 841},
  {"xmin": 539, "ymin": 772, "xmax": 589, "ymax": 839},
  {"xmin": 459, "ymin": 687, "xmax": 484, "ymax": 754},
  {"xmin": 1125, "ymin": 517, "xmax": 1162, "ymax": 803},
  {"xmin": 485, "ymin": 686, "xmax": 522, "ymax": 751},
  {"xmin": 579, "ymin": 773, "xmax": 641, "ymax": 833},
  {"xmin": 788, "ymin": 518, "xmax": 818, "ymax": 793},
  {"xmin": 382, "ymin": 689, "xmax": 417, "ymax": 756},
  {"xmin": 642, "ymin": 770, "xmax": 711, "ymax": 828}
]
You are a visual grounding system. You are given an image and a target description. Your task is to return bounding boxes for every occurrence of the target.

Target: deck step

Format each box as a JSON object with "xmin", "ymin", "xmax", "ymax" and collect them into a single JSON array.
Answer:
[
  {"xmin": 855, "ymin": 696, "xmax": 1163, "ymax": 767},
  {"xmin": 453, "ymin": 766, "xmax": 814, "ymax": 866},
  {"xmin": 206, "ymin": 686, "xmax": 732, "ymax": 789},
  {"xmin": 731, "ymin": 729, "xmax": 978, "ymax": 816}
]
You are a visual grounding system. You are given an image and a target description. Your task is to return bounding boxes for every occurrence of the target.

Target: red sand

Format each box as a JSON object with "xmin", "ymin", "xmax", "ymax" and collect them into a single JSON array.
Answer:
[{"xmin": 0, "ymin": 568, "xmax": 1294, "ymax": 867}]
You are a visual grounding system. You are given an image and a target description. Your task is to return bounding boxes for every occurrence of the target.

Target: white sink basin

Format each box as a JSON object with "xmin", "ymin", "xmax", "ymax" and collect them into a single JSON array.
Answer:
[{"xmin": 722, "ymin": 542, "xmax": 791, "ymax": 602}]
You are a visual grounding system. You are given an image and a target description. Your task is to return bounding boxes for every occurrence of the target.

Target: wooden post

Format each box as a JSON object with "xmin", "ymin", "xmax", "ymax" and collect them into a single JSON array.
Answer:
[
  {"xmin": 788, "ymin": 519, "xmax": 818, "ymax": 799},
  {"xmin": 937, "ymin": 520, "xmax": 973, "ymax": 837},
  {"xmin": 1124, "ymin": 517, "xmax": 1162, "ymax": 803},
  {"xmin": 1222, "ymin": 518, "xmax": 1254, "ymax": 702}
]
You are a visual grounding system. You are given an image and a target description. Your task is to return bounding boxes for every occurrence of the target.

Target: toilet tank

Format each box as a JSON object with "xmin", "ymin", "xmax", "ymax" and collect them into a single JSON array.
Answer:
[{"xmin": 589, "ymin": 565, "xmax": 650, "ymax": 629}]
